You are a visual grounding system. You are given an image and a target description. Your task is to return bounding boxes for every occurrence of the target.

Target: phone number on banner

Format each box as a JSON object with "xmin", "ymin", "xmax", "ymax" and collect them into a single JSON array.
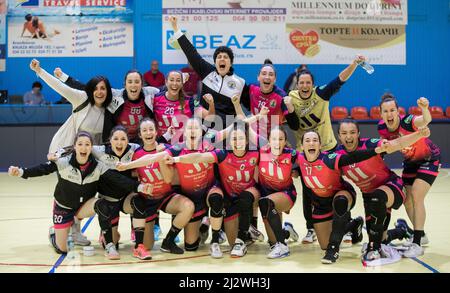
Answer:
[{"xmin": 164, "ymin": 15, "xmax": 285, "ymax": 23}]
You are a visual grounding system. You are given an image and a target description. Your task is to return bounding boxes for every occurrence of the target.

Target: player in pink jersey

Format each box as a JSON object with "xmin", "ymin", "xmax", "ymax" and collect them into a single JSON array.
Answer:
[
  {"xmin": 116, "ymin": 118, "xmax": 195, "ymax": 259},
  {"xmin": 240, "ymin": 62, "xmax": 299, "ymax": 140},
  {"xmin": 297, "ymin": 130, "xmax": 392, "ymax": 264},
  {"xmin": 164, "ymin": 121, "xmax": 261, "ymax": 258},
  {"xmin": 378, "ymin": 94, "xmax": 441, "ymax": 257},
  {"xmin": 337, "ymin": 119, "xmax": 432, "ymax": 264},
  {"xmin": 153, "ymin": 71, "xmax": 215, "ymax": 142}
]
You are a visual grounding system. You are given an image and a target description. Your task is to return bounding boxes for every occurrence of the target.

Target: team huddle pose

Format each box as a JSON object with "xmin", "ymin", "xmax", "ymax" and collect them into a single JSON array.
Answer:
[{"xmin": 8, "ymin": 16, "xmax": 440, "ymax": 266}]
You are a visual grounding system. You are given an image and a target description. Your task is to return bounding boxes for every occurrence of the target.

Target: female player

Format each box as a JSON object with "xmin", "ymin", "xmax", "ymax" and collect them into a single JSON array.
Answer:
[
  {"xmin": 116, "ymin": 118, "xmax": 195, "ymax": 259},
  {"xmin": 378, "ymin": 95, "xmax": 440, "ymax": 257},
  {"xmin": 336, "ymin": 119, "xmax": 432, "ymax": 263},
  {"xmin": 8, "ymin": 131, "xmax": 152, "ymax": 259}
]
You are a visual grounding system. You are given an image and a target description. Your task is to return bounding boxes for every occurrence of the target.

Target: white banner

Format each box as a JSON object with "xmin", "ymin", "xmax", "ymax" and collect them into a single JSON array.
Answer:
[{"xmin": 162, "ymin": 0, "xmax": 407, "ymax": 65}]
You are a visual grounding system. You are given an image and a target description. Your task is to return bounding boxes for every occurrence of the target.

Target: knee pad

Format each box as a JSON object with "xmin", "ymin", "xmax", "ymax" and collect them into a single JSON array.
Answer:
[
  {"xmin": 208, "ymin": 193, "xmax": 224, "ymax": 218},
  {"xmin": 238, "ymin": 191, "xmax": 254, "ymax": 211},
  {"xmin": 333, "ymin": 195, "xmax": 349, "ymax": 218},
  {"xmin": 131, "ymin": 195, "xmax": 146, "ymax": 219},
  {"xmin": 94, "ymin": 198, "xmax": 112, "ymax": 222},
  {"xmin": 367, "ymin": 189, "xmax": 388, "ymax": 226},
  {"xmin": 185, "ymin": 237, "xmax": 200, "ymax": 251},
  {"xmin": 259, "ymin": 198, "xmax": 275, "ymax": 219}
]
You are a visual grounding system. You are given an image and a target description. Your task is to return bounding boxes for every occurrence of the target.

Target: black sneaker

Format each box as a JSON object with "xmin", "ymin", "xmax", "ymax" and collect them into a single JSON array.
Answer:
[
  {"xmin": 351, "ymin": 216, "xmax": 364, "ymax": 244},
  {"xmin": 160, "ymin": 239, "xmax": 184, "ymax": 254},
  {"xmin": 321, "ymin": 244, "xmax": 339, "ymax": 264}
]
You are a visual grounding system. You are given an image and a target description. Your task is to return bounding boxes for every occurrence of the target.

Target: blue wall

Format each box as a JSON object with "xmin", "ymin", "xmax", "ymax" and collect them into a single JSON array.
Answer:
[{"xmin": 1, "ymin": 0, "xmax": 449, "ymax": 110}]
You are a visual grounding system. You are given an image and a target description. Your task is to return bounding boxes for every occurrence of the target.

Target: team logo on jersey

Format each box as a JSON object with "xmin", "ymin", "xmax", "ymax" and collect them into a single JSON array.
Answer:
[
  {"xmin": 269, "ymin": 100, "xmax": 276, "ymax": 108},
  {"xmin": 404, "ymin": 115, "xmax": 413, "ymax": 124},
  {"xmin": 370, "ymin": 138, "xmax": 380, "ymax": 144},
  {"xmin": 328, "ymin": 153, "xmax": 337, "ymax": 159},
  {"xmin": 315, "ymin": 165, "xmax": 322, "ymax": 171},
  {"xmin": 240, "ymin": 164, "xmax": 246, "ymax": 170},
  {"xmin": 249, "ymin": 158, "xmax": 257, "ymax": 166},
  {"xmin": 282, "ymin": 159, "xmax": 290, "ymax": 164},
  {"xmin": 194, "ymin": 99, "xmax": 200, "ymax": 107},
  {"xmin": 227, "ymin": 81, "xmax": 237, "ymax": 89}
]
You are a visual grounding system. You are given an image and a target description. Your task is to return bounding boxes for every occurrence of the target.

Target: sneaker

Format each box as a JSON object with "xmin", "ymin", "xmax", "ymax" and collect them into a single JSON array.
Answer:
[
  {"xmin": 199, "ymin": 217, "xmax": 210, "ymax": 245},
  {"xmin": 394, "ymin": 218, "xmax": 414, "ymax": 239},
  {"xmin": 72, "ymin": 231, "xmax": 91, "ymax": 246},
  {"xmin": 230, "ymin": 238, "xmax": 247, "ymax": 258},
  {"xmin": 210, "ymin": 242, "xmax": 223, "ymax": 258},
  {"xmin": 405, "ymin": 234, "xmax": 429, "ymax": 247},
  {"xmin": 341, "ymin": 232, "xmax": 353, "ymax": 248},
  {"xmin": 403, "ymin": 243, "xmax": 424, "ymax": 258},
  {"xmin": 160, "ymin": 239, "xmax": 184, "ymax": 254},
  {"xmin": 218, "ymin": 230, "xmax": 227, "ymax": 245},
  {"xmin": 248, "ymin": 224, "xmax": 265, "ymax": 242},
  {"xmin": 132, "ymin": 244, "xmax": 152, "ymax": 260},
  {"xmin": 267, "ymin": 242, "xmax": 290, "ymax": 259},
  {"xmin": 283, "ymin": 222, "xmax": 299, "ymax": 242},
  {"xmin": 175, "ymin": 235, "xmax": 181, "ymax": 244},
  {"xmin": 322, "ymin": 244, "xmax": 339, "ymax": 264},
  {"xmin": 301, "ymin": 229, "xmax": 317, "ymax": 244},
  {"xmin": 154, "ymin": 225, "xmax": 162, "ymax": 242},
  {"xmin": 105, "ymin": 242, "xmax": 120, "ymax": 260},
  {"xmin": 351, "ymin": 216, "xmax": 364, "ymax": 244}
]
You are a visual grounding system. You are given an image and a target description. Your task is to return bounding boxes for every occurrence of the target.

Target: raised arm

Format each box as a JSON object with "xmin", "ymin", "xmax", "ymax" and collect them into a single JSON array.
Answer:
[
  {"xmin": 339, "ymin": 54, "xmax": 365, "ymax": 82},
  {"xmin": 283, "ymin": 96, "xmax": 300, "ymax": 130},
  {"xmin": 196, "ymin": 94, "xmax": 216, "ymax": 122},
  {"xmin": 382, "ymin": 127, "xmax": 431, "ymax": 154},
  {"xmin": 169, "ymin": 16, "xmax": 214, "ymax": 79},
  {"xmin": 30, "ymin": 59, "xmax": 87, "ymax": 107},
  {"xmin": 413, "ymin": 97, "xmax": 432, "ymax": 128},
  {"xmin": 54, "ymin": 67, "xmax": 86, "ymax": 90}
]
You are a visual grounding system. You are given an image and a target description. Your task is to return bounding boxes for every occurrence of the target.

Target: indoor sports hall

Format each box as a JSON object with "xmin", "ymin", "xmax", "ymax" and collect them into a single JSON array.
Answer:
[{"xmin": 0, "ymin": 0, "xmax": 449, "ymax": 274}]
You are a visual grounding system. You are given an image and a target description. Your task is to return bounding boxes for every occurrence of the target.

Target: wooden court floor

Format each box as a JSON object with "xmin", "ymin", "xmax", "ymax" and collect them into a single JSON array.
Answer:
[{"xmin": 0, "ymin": 170, "xmax": 449, "ymax": 273}]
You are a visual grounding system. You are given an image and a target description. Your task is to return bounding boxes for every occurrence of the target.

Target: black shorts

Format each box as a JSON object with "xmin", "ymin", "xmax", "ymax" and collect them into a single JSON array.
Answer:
[
  {"xmin": 402, "ymin": 158, "xmax": 440, "ymax": 186},
  {"xmin": 258, "ymin": 184, "xmax": 297, "ymax": 210},
  {"xmin": 143, "ymin": 194, "xmax": 176, "ymax": 223},
  {"xmin": 310, "ymin": 181, "xmax": 356, "ymax": 224},
  {"xmin": 53, "ymin": 201, "xmax": 83, "ymax": 229},
  {"xmin": 223, "ymin": 195, "xmax": 239, "ymax": 223}
]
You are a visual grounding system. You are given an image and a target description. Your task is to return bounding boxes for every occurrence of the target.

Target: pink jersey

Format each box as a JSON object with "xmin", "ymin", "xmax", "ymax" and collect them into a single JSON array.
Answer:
[
  {"xmin": 249, "ymin": 84, "xmax": 288, "ymax": 137},
  {"xmin": 378, "ymin": 115, "xmax": 440, "ymax": 162},
  {"xmin": 153, "ymin": 92, "xmax": 195, "ymax": 137},
  {"xmin": 258, "ymin": 146, "xmax": 297, "ymax": 191},
  {"xmin": 166, "ymin": 142, "xmax": 215, "ymax": 197},
  {"xmin": 297, "ymin": 152, "xmax": 347, "ymax": 198},
  {"xmin": 133, "ymin": 147, "xmax": 172, "ymax": 199},
  {"xmin": 115, "ymin": 99, "xmax": 149, "ymax": 140},
  {"xmin": 336, "ymin": 138, "xmax": 393, "ymax": 193},
  {"xmin": 213, "ymin": 150, "xmax": 259, "ymax": 196}
]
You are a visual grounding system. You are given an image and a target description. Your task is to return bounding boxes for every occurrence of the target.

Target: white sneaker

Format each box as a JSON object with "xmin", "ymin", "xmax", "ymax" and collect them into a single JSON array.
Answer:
[
  {"xmin": 406, "ymin": 234, "xmax": 429, "ymax": 247},
  {"xmin": 267, "ymin": 242, "xmax": 290, "ymax": 259},
  {"xmin": 248, "ymin": 225, "xmax": 265, "ymax": 242},
  {"xmin": 105, "ymin": 242, "xmax": 120, "ymax": 260},
  {"xmin": 403, "ymin": 243, "xmax": 424, "ymax": 258},
  {"xmin": 340, "ymin": 232, "xmax": 353, "ymax": 248},
  {"xmin": 210, "ymin": 242, "xmax": 223, "ymax": 258},
  {"xmin": 301, "ymin": 229, "xmax": 317, "ymax": 244},
  {"xmin": 72, "ymin": 231, "xmax": 91, "ymax": 246},
  {"xmin": 283, "ymin": 222, "xmax": 299, "ymax": 242},
  {"xmin": 218, "ymin": 230, "xmax": 227, "ymax": 245},
  {"xmin": 230, "ymin": 238, "xmax": 247, "ymax": 258}
]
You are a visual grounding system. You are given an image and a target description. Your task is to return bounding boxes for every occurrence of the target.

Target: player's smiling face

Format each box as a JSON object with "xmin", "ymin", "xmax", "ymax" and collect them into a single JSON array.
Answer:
[
  {"xmin": 381, "ymin": 101, "xmax": 400, "ymax": 130},
  {"xmin": 139, "ymin": 120, "xmax": 157, "ymax": 146},
  {"xmin": 74, "ymin": 136, "xmax": 92, "ymax": 165},
  {"xmin": 297, "ymin": 73, "xmax": 313, "ymax": 99},
  {"xmin": 230, "ymin": 129, "xmax": 247, "ymax": 151},
  {"xmin": 338, "ymin": 122, "xmax": 360, "ymax": 152},
  {"xmin": 269, "ymin": 128, "xmax": 286, "ymax": 154},
  {"xmin": 215, "ymin": 53, "xmax": 232, "ymax": 76},
  {"xmin": 110, "ymin": 130, "xmax": 129, "ymax": 157},
  {"xmin": 93, "ymin": 80, "xmax": 107, "ymax": 106},
  {"xmin": 125, "ymin": 72, "xmax": 143, "ymax": 101},
  {"xmin": 166, "ymin": 71, "xmax": 183, "ymax": 98},
  {"xmin": 258, "ymin": 65, "xmax": 276, "ymax": 93},
  {"xmin": 302, "ymin": 132, "xmax": 321, "ymax": 161}
]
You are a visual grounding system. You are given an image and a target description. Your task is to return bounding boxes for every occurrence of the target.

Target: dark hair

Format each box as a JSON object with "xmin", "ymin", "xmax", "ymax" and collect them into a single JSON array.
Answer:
[
  {"xmin": 25, "ymin": 14, "xmax": 32, "ymax": 21},
  {"xmin": 338, "ymin": 118, "xmax": 360, "ymax": 134},
  {"xmin": 296, "ymin": 70, "xmax": 315, "ymax": 85},
  {"xmin": 269, "ymin": 126, "xmax": 287, "ymax": 141},
  {"xmin": 301, "ymin": 130, "xmax": 321, "ymax": 145},
  {"xmin": 61, "ymin": 131, "xmax": 94, "ymax": 157},
  {"xmin": 263, "ymin": 58, "xmax": 273, "ymax": 65},
  {"xmin": 32, "ymin": 17, "xmax": 39, "ymax": 29},
  {"xmin": 84, "ymin": 76, "xmax": 113, "ymax": 108},
  {"xmin": 109, "ymin": 125, "xmax": 128, "ymax": 141},
  {"xmin": 213, "ymin": 46, "xmax": 234, "ymax": 64},
  {"xmin": 123, "ymin": 69, "xmax": 145, "ymax": 101},
  {"xmin": 228, "ymin": 121, "xmax": 250, "ymax": 151},
  {"xmin": 32, "ymin": 81, "xmax": 42, "ymax": 89},
  {"xmin": 166, "ymin": 70, "xmax": 186, "ymax": 111},
  {"xmin": 259, "ymin": 63, "xmax": 276, "ymax": 77},
  {"xmin": 138, "ymin": 118, "xmax": 156, "ymax": 137},
  {"xmin": 379, "ymin": 92, "xmax": 399, "ymax": 109}
]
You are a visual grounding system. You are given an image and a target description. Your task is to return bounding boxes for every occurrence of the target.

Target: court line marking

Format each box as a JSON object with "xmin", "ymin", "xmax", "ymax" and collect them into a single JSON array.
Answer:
[{"xmin": 48, "ymin": 215, "xmax": 95, "ymax": 274}]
